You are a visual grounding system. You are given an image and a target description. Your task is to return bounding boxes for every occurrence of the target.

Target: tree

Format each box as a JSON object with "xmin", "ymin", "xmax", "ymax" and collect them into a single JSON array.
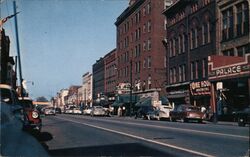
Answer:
[{"xmin": 36, "ymin": 96, "xmax": 48, "ymax": 102}]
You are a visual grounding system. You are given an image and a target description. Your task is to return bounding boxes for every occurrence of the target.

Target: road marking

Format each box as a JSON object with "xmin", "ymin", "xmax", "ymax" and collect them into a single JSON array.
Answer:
[
  {"xmin": 69, "ymin": 115, "xmax": 249, "ymax": 140},
  {"xmin": 56, "ymin": 116, "xmax": 215, "ymax": 157}
]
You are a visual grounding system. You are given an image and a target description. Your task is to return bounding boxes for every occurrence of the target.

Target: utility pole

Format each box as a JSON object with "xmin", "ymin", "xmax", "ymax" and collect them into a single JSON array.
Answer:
[{"xmin": 13, "ymin": 1, "xmax": 24, "ymax": 97}]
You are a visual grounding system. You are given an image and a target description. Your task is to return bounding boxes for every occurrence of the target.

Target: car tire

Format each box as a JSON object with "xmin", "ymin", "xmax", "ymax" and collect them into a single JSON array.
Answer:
[
  {"xmin": 170, "ymin": 117, "xmax": 176, "ymax": 122},
  {"xmin": 238, "ymin": 117, "xmax": 245, "ymax": 127}
]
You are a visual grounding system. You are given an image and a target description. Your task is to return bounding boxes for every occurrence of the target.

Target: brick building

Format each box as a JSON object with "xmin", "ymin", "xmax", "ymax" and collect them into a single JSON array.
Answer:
[
  {"xmin": 163, "ymin": 0, "xmax": 217, "ymax": 107},
  {"xmin": 115, "ymin": 0, "xmax": 172, "ymax": 98},
  {"xmin": 92, "ymin": 57, "xmax": 105, "ymax": 101},
  {"xmin": 207, "ymin": 0, "xmax": 250, "ymax": 118},
  {"xmin": 104, "ymin": 49, "xmax": 117, "ymax": 100}
]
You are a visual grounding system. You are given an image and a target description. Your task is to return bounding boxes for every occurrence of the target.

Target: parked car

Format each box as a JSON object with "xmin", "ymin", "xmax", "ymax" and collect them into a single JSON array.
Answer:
[
  {"xmin": 64, "ymin": 106, "xmax": 75, "ymax": 114},
  {"xmin": 135, "ymin": 106, "xmax": 155, "ymax": 119},
  {"xmin": 90, "ymin": 106, "xmax": 106, "ymax": 116},
  {"xmin": 83, "ymin": 107, "xmax": 93, "ymax": 115},
  {"xmin": 234, "ymin": 107, "xmax": 250, "ymax": 127},
  {"xmin": 170, "ymin": 104, "xmax": 206, "ymax": 123},
  {"xmin": 55, "ymin": 107, "xmax": 62, "ymax": 114},
  {"xmin": 44, "ymin": 107, "xmax": 56, "ymax": 116},
  {"xmin": 18, "ymin": 97, "xmax": 42, "ymax": 131},
  {"xmin": 0, "ymin": 84, "xmax": 49, "ymax": 156},
  {"xmin": 147, "ymin": 105, "xmax": 173, "ymax": 120},
  {"xmin": 73, "ymin": 107, "xmax": 82, "ymax": 114}
]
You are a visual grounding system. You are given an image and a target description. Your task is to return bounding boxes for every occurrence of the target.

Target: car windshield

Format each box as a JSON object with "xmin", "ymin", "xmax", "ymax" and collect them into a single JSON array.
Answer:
[{"xmin": 19, "ymin": 100, "xmax": 33, "ymax": 109}]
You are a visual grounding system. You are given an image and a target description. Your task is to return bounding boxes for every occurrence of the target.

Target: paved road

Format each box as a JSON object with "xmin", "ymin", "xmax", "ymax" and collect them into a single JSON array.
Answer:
[{"xmin": 40, "ymin": 114, "xmax": 249, "ymax": 157}]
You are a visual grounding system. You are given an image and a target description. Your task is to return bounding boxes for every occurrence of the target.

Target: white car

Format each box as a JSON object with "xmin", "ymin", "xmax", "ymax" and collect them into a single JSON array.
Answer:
[
  {"xmin": 83, "ymin": 107, "xmax": 93, "ymax": 115},
  {"xmin": 90, "ymin": 106, "xmax": 106, "ymax": 116},
  {"xmin": 44, "ymin": 107, "xmax": 56, "ymax": 116},
  {"xmin": 73, "ymin": 108, "xmax": 82, "ymax": 114},
  {"xmin": 147, "ymin": 105, "xmax": 173, "ymax": 120}
]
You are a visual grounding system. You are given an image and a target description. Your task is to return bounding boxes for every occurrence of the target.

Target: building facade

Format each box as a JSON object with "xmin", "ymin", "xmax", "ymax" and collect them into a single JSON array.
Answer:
[
  {"xmin": 164, "ymin": 0, "xmax": 217, "ymax": 108},
  {"xmin": 207, "ymin": 0, "xmax": 250, "ymax": 117},
  {"xmin": 115, "ymin": 0, "xmax": 172, "ymax": 97},
  {"xmin": 82, "ymin": 72, "xmax": 93, "ymax": 107},
  {"xmin": 92, "ymin": 58, "xmax": 105, "ymax": 101},
  {"xmin": 104, "ymin": 48, "xmax": 117, "ymax": 101}
]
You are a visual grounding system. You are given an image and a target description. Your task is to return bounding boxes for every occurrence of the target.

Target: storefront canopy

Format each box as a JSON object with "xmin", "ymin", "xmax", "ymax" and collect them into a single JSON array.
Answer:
[
  {"xmin": 135, "ymin": 97, "xmax": 152, "ymax": 107},
  {"xmin": 111, "ymin": 102, "xmax": 123, "ymax": 107}
]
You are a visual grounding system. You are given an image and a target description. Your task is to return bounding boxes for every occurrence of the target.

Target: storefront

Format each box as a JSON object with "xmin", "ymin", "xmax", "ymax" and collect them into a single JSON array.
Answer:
[
  {"xmin": 208, "ymin": 54, "xmax": 250, "ymax": 120},
  {"xmin": 190, "ymin": 80, "xmax": 211, "ymax": 109}
]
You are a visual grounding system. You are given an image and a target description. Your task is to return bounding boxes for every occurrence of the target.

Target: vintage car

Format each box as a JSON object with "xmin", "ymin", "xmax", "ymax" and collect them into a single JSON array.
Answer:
[
  {"xmin": 18, "ymin": 97, "xmax": 42, "ymax": 131},
  {"xmin": 43, "ymin": 107, "xmax": 56, "ymax": 116},
  {"xmin": 234, "ymin": 107, "xmax": 250, "ymax": 127},
  {"xmin": 170, "ymin": 104, "xmax": 206, "ymax": 123},
  {"xmin": 90, "ymin": 106, "xmax": 106, "ymax": 116}
]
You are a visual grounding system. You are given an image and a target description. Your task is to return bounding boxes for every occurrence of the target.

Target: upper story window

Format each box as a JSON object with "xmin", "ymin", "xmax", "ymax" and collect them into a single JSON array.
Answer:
[
  {"xmin": 191, "ymin": 2, "xmax": 198, "ymax": 13},
  {"xmin": 147, "ymin": 2, "xmax": 151, "ymax": 14},
  {"xmin": 222, "ymin": 8, "xmax": 234, "ymax": 40},
  {"xmin": 237, "ymin": 44, "xmax": 249, "ymax": 57},
  {"xmin": 203, "ymin": 0, "xmax": 211, "ymax": 6},
  {"xmin": 147, "ymin": 39, "xmax": 151, "ymax": 51},
  {"xmin": 222, "ymin": 49, "xmax": 234, "ymax": 56},
  {"xmin": 147, "ymin": 20, "xmax": 151, "ymax": 32},
  {"xmin": 202, "ymin": 22, "xmax": 210, "ymax": 45},
  {"xmin": 135, "ymin": 11, "xmax": 141, "ymax": 24},
  {"xmin": 236, "ymin": 2, "xmax": 249, "ymax": 36},
  {"xmin": 190, "ymin": 29, "xmax": 198, "ymax": 49}
]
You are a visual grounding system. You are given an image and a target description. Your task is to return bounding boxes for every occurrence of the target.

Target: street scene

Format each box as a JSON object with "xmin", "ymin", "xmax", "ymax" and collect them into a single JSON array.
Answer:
[{"xmin": 1, "ymin": 0, "xmax": 250, "ymax": 156}]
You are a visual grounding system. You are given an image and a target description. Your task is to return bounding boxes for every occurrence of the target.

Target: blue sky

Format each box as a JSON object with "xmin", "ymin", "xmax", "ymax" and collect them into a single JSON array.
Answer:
[{"xmin": 1, "ymin": 0, "xmax": 127, "ymax": 99}]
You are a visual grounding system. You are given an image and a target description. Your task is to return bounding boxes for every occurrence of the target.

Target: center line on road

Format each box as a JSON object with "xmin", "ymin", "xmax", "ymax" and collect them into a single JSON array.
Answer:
[{"xmin": 56, "ymin": 116, "xmax": 215, "ymax": 157}]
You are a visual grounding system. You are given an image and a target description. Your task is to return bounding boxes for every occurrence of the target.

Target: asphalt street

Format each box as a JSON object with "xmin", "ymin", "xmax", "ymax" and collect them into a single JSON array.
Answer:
[{"xmin": 40, "ymin": 114, "xmax": 249, "ymax": 157}]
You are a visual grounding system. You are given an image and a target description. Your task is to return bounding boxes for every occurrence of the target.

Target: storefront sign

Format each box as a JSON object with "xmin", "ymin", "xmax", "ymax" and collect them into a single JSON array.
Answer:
[
  {"xmin": 190, "ymin": 81, "xmax": 211, "ymax": 96},
  {"xmin": 215, "ymin": 65, "xmax": 241, "ymax": 77}
]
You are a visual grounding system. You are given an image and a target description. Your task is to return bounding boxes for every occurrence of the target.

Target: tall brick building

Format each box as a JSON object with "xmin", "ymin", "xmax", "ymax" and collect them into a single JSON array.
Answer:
[
  {"xmin": 115, "ymin": 0, "xmax": 172, "ymax": 97},
  {"xmin": 104, "ymin": 49, "xmax": 117, "ymax": 100},
  {"xmin": 164, "ymin": 0, "xmax": 217, "ymax": 107},
  {"xmin": 163, "ymin": 0, "xmax": 249, "ymax": 119}
]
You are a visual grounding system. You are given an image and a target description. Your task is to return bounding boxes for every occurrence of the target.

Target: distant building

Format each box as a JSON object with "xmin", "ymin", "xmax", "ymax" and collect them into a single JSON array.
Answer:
[
  {"xmin": 104, "ymin": 48, "xmax": 117, "ymax": 101},
  {"xmin": 67, "ymin": 85, "xmax": 81, "ymax": 105},
  {"xmin": 115, "ymin": 0, "xmax": 172, "ymax": 97},
  {"xmin": 92, "ymin": 58, "xmax": 105, "ymax": 101},
  {"xmin": 82, "ymin": 72, "xmax": 93, "ymax": 107}
]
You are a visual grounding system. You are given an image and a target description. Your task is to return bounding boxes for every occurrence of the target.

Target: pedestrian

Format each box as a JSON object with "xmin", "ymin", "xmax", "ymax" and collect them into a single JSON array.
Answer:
[{"xmin": 118, "ymin": 107, "xmax": 122, "ymax": 117}]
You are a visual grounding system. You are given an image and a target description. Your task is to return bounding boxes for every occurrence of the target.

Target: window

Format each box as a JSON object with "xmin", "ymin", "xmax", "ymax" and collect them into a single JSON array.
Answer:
[
  {"xmin": 195, "ymin": 61, "xmax": 198, "ymax": 79},
  {"xmin": 147, "ymin": 39, "xmax": 151, "ymax": 51},
  {"xmin": 143, "ymin": 24, "xmax": 146, "ymax": 33},
  {"xmin": 182, "ymin": 34, "xmax": 185, "ymax": 53},
  {"xmin": 147, "ymin": 2, "xmax": 151, "ymax": 14},
  {"xmin": 169, "ymin": 40, "xmax": 172, "ymax": 57},
  {"xmin": 202, "ymin": 22, "xmax": 210, "ymax": 45},
  {"xmin": 237, "ymin": 44, "xmax": 249, "ymax": 57},
  {"xmin": 182, "ymin": 65, "xmax": 186, "ymax": 81},
  {"xmin": 178, "ymin": 35, "xmax": 181, "ymax": 54},
  {"xmin": 148, "ymin": 56, "xmax": 151, "ymax": 68},
  {"xmin": 143, "ymin": 59, "xmax": 146, "ymax": 68},
  {"xmin": 237, "ymin": 2, "xmax": 249, "ymax": 36},
  {"xmin": 135, "ymin": 11, "xmax": 141, "ymax": 24},
  {"xmin": 191, "ymin": 29, "xmax": 195, "ymax": 49},
  {"xmin": 173, "ymin": 39, "xmax": 176, "ymax": 56},
  {"xmin": 143, "ymin": 7, "xmax": 146, "ymax": 16},
  {"xmin": 170, "ymin": 69, "xmax": 173, "ymax": 84},
  {"xmin": 191, "ymin": 62, "xmax": 194, "ymax": 80},
  {"xmin": 222, "ymin": 8, "xmax": 234, "ymax": 40},
  {"xmin": 222, "ymin": 49, "xmax": 234, "ymax": 56},
  {"xmin": 143, "ymin": 41, "xmax": 146, "ymax": 51},
  {"xmin": 202, "ymin": 59, "xmax": 206, "ymax": 78},
  {"xmin": 173, "ymin": 67, "xmax": 176, "ymax": 83},
  {"xmin": 147, "ymin": 20, "xmax": 151, "ymax": 32},
  {"xmin": 179, "ymin": 66, "xmax": 182, "ymax": 82}
]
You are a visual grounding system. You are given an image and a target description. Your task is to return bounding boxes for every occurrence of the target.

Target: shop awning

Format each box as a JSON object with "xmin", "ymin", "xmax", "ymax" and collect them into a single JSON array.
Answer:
[
  {"xmin": 135, "ymin": 97, "xmax": 152, "ymax": 107},
  {"xmin": 111, "ymin": 102, "xmax": 123, "ymax": 107}
]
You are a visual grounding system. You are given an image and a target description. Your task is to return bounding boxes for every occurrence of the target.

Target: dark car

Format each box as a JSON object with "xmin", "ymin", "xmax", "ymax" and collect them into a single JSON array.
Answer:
[
  {"xmin": 234, "ymin": 107, "xmax": 250, "ymax": 127},
  {"xmin": 55, "ymin": 107, "xmax": 62, "ymax": 114},
  {"xmin": 18, "ymin": 97, "xmax": 42, "ymax": 132},
  {"xmin": 170, "ymin": 104, "xmax": 206, "ymax": 123}
]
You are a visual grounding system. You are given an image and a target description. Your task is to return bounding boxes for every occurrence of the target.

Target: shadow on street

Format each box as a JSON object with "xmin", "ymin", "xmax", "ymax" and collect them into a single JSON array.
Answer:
[{"xmin": 48, "ymin": 143, "xmax": 177, "ymax": 157}]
